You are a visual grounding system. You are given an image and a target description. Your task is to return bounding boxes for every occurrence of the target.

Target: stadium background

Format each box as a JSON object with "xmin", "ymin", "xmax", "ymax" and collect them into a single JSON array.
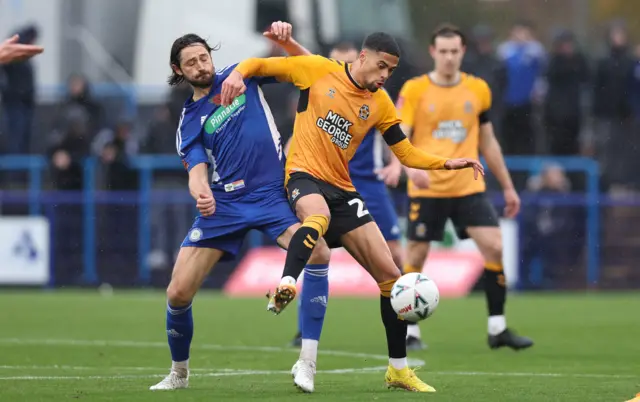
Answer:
[{"xmin": 1, "ymin": 0, "xmax": 640, "ymax": 293}]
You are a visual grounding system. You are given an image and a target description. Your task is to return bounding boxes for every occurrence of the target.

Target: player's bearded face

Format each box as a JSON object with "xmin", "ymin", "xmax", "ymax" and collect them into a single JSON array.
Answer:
[
  {"xmin": 430, "ymin": 36, "xmax": 465, "ymax": 77},
  {"xmin": 178, "ymin": 45, "xmax": 215, "ymax": 88},
  {"xmin": 359, "ymin": 50, "xmax": 398, "ymax": 92}
]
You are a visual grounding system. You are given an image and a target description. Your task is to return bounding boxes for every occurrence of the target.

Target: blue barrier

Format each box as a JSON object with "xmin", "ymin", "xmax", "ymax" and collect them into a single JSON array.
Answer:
[{"xmin": 0, "ymin": 154, "xmax": 601, "ymax": 287}]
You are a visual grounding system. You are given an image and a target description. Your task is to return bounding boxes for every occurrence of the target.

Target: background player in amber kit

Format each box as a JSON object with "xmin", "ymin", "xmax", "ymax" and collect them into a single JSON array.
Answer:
[
  {"xmin": 221, "ymin": 32, "xmax": 483, "ymax": 393},
  {"xmin": 393, "ymin": 24, "xmax": 533, "ymax": 350}
]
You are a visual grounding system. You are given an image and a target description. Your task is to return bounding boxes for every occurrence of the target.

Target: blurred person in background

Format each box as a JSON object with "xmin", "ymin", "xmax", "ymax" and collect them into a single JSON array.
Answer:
[
  {"xmin": 47, "ymin": 113, "xmax": 90, "ymax": 285},
  {"xmin": 0, "ymin": 33, "xmax": 43, "ymax": 64},
  {"xmin": 95, "ymin": 120, "xmax": 139, "ymax": 190},
  {"xmin": 54, "ymin": 74, "xmax": 103, "ymax": 136},
  {"xmin": 0, "ymin": 24, "xmax": 39, "ymax": 154},
  {"xmin": 627, "ymin": 45, "xmax": 640, "ymax": 190},
  {"xmin": 48, "ymin": 112, "xmax": 90, "ymax": 190},
  {"xmin": 463, "ymin": 25, "xmax": 506, "ymax": 136},
  {"xmin": 590, "ymin": 22, "xmax": 634, "ymax": 191},
  {"xmin": 544, "ymin": 30, "xmax": 589, "ymax": 157},
  {"xmin": 497, "ymin": 20, "xmax": 545, "ymax": 158},
  {"xmin": 520, "ymin": 164, "xmax": 583, "ymax": 289},
  {"xmin": 142, "ymin": 103, "xmax": 190, "ymax": 270}
]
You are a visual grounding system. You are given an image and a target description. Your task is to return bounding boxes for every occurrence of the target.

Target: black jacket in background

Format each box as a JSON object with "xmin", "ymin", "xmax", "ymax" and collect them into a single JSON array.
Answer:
[
  {"xmin": 593, "ymin": 46, "xmax": 634, "ymax": 119},
  {"xmin": 545, "ymin": 52, "xmax": 589, "ymax": 121}
]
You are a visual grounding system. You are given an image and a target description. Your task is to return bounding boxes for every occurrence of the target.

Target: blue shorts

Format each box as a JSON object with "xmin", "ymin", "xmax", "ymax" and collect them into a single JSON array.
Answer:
[
  {"xmin": 352, "ymin": 177, "xmax": 400, "ymax": 241},
  {"xmin": 181, "ymin": 187, "xmax": 298, "ymax": 261}
]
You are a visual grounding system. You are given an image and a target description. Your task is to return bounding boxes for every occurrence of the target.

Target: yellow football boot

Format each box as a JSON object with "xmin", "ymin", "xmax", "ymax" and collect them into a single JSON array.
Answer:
[{"xmin": 385, "ymin": 365, "xmax": 436, "ymax": 393}]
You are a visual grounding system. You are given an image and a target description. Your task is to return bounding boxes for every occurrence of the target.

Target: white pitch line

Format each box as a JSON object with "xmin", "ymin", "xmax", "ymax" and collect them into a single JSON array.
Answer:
[
  {"xmin": 0, "ymin": 368, "xmax": 635, "ymax": 381},
  {"xmin": 0, "ymin": 339, "xmax": 635, "ymax": 382},
  {"xmin": 0, "ymin": 337, "xmax": 424, "ymax": 366},
  {"xmin": 0, "ymin": 367, "xmax": 389, "ymax": 381}
]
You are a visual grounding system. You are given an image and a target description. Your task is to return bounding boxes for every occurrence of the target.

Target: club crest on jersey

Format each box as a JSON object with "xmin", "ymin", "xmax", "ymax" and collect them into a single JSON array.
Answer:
[
  {"xmin": 358, "ymin": 104, "xmax": 370, "ymax": 121},
  {"xmin": 316, "ymin": 110, "xmax": 353, "ymax": 150},
  {"xmin": 290, "ymin": 188, "xmax": 300, "ymax": 201},
  {"xmin": 211, "ymin": 94, "xmax": 222, "ymax": 105},
  {"xmin": 464, "ymin": 100, "xmax": 473, "ymax": 113},
  {"xmin": 327, "ymin": 88, "xmax": 336, "ymax": 98}
]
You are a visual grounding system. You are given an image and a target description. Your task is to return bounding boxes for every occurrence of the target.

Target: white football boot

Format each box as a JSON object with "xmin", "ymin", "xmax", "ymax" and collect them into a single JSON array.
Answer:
[
  {"xmin": 149, "ymin": 370, "xmax": 189, "ymax": 390},
  {"xmin": 291, "ymin": 359, "xmax": 316, "ymax": 393}
]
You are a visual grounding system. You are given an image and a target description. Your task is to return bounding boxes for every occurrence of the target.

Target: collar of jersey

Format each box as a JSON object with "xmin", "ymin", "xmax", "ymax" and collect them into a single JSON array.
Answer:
[{"xmin": 344, "ymin": 63, "xmax": 366, "ymax": 90}]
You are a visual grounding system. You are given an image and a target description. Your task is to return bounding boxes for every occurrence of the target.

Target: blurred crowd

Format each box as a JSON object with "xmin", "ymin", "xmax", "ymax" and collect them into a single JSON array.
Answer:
[
  {"xmin": 3, "ymin": 21, "xmax": 640, "ymax": 192},
  {"xmin": 1, "ymin": 20, "xmax": 639, "ymax": 284}
]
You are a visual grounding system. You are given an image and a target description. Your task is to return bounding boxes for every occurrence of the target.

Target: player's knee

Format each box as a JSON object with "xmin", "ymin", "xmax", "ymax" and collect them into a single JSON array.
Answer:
[
  {"xmin": 482, "ymin": 237, "xmax": 503, "ymax": 264},
  {"xmin": 166, "ymin": 282, "xmax": 194, "ymax": 307},
  {"xmin": 377, "ymin": 269, "xmax": 401, "ymax": 297},
  {"xmin": 300, "ymin": 214, "xmax": 331, "ymax": 241},
  {"xmin": 308, "ymin": 240, "xmax": 330, "ymax": 264},
  {"xmin": 296, "ymin": 197, "xmax": 331, "ymax": 227},
  {"xmin": 376, "ymin": 265, "xmax": 402, "ymax": 289},
  {"xmin": 387, "ymin": 241, "xmax": 403, "ymax": 270}
]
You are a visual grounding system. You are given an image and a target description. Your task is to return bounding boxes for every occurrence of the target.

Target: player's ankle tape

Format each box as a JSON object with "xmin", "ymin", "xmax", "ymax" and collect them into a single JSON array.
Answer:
[
  {"xmin": 485, "ymin": 262, "xmax": 504, "ymax": 273},
  {"xmin": 403, "ymin": 264, "xmax": 422, "ymax": 274},
  {"xmin": 302, "ymin": 215, "xmax": 330, "ymax": 237},
  {"xmin": 378, "ymin": 279, "xmax": 395, "ymax": 297}
]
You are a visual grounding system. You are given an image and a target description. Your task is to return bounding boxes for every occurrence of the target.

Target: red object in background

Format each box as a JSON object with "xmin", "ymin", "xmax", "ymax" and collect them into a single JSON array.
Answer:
[{"xmin": 224, "ymin": 247, "xmax": 484, "ymax": 298}]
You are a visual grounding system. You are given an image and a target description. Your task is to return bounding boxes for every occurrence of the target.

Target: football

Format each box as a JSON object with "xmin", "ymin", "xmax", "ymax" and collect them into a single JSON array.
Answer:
[{"xmin": 390, "ymin": 272, "xmax": 440, "ymax": 322}]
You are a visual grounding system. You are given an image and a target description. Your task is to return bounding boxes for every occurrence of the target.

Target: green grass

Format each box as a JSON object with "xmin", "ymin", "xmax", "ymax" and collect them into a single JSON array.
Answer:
[{"xmin": 1, "ymin": 290, "xmax": 639, "ymax": 401}]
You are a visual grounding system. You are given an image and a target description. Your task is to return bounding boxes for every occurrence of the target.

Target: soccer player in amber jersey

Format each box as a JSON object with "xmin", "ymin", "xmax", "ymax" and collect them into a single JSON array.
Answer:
[
  {"xmin": 221, "ymin": 32, "xmax": 484, "ymax": 393},
  {"xmin": 392, "ymin": 24, "xmax": 533, "ymax": 350}
]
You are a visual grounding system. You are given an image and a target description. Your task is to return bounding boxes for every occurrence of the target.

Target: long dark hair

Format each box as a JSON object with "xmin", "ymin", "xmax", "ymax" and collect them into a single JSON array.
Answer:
[{"xmin": 168, "ymin": 34, "xmax": 219, "ymax": 86}]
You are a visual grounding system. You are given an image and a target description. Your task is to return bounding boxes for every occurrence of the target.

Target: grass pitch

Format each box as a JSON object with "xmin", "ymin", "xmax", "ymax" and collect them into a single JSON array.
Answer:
[{"xmin": 1, "ymin": 290, "xmax": 638, "ymax": 401}]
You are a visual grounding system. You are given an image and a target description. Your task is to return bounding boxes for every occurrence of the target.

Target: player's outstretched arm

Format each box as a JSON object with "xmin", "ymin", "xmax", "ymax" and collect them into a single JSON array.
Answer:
[
  {"xmin": 263, "ymin": 21, "xmax": 312, "ymax": 57},
  {"xmin": 221, "ymin": 53, "xmax": 333, "ymax": 106},
  {"xmin": 479, "ymin": 122, "xmax": 519, "ymax": 217},
  {"xmin": 0, "ymin": 34, "xmax": 43, "ymax": 64},
  {"xmin": 382, "ymin": 124, "xmax": 485, "ymax": 178}
]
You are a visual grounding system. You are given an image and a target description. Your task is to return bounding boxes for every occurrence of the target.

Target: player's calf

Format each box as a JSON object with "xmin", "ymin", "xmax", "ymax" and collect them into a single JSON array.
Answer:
[
  {"xmin": 467, "ymin": 226, "xmax": 534, "ymax": 350},
  {"xmin": 151, "ymin": 247, "xmax": 223, "ymax": 391}
]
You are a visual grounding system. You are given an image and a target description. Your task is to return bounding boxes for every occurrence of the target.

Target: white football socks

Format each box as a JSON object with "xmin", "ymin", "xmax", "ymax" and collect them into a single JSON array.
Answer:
[
  {"xmin": 406, "ymin": 323, "xmax": 421, "ymax": 339},
  {"xmin": 280, "ymin": 276, "xmax": 296, "ymax": 287},
  {"xmin": 171, "ymin": 359, "xmax": 189, "ymax": 377},
  {"xmin": 300, "ymin": 339, "xmax": 318, "ymax": 362},
  {"xmin": 488, "ymin": 315, "xmax": 507, "ymax": 336},
  {"xmin": 389, "ymin": 357, "xmax": 408, "ymax": 370}
]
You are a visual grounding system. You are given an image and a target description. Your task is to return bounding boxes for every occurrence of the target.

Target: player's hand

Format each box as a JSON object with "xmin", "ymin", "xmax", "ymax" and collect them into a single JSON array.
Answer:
[
  {"xmin": 0, "ymin": 34, "xmax": 43, "ymax": 64},
  {"xmin": 406, "ymin": 168, "xmax": 430, "ymax": 189},
  {"xmin": 220, "ymin": 71, "xmax": 247, "ymax": 106},
  {"xmin": 503, "ymin": 188, "xmax": 521, "ymax": 218},
  {"xmin": 197, "ymin": 193, "xmax": 215, "ymax": 216},
  {"xmin": 263, "ymin": 21, "xmax": 293, "ymax": 43},
  {"xmin": 375, "ymin": 162, "xmax": 402, "ymax": 187},
  {"xmin": 444, "ymin": 158, "xmax": 485, "ymax": 179}
]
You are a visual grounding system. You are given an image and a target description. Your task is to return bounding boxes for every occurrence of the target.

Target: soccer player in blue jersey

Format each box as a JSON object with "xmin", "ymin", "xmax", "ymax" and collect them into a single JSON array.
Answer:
[
  {"xmin": 287, "ymin": 42, "xmax": 415, "ymax": 351},
  {"xmin": 150, "ymin": 22, "xmax": 332, "ymax": 391}
]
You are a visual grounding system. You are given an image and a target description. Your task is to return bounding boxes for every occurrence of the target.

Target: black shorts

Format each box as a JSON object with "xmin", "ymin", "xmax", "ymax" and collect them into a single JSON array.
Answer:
[
  {"xmin": 287, "ymin": 172, "xmax": 374, "ymax": 248},
  {"xmin": 407, "ymin": 192, "xmax": 499, "ymax": 242}
]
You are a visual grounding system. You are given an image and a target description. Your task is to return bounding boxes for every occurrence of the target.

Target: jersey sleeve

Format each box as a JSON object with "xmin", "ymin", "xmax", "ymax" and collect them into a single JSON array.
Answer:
[
  {"xmin": 374, "ymin": 90, "xmax": 403, "ymax": 134},
  {"xmin": 176, "ymin": 110, "xmax": 209, "ymax": 172},
  {"xmin": 235, "ymin": 55, "xmax": 336, "ymax": 89},
  {"xmin": 396, "ymin": 79, "xmax": 421, "ymax": 129},
  {"xmin": 476, "ymin": 78, "xmax": 492, "ymax": 124}
]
